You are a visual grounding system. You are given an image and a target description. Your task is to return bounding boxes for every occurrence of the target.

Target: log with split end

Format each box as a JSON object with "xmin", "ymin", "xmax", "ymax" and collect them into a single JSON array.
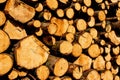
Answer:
[{"xmin": 14, "ymin": 35, "xmax": 50, "ymax": 69}]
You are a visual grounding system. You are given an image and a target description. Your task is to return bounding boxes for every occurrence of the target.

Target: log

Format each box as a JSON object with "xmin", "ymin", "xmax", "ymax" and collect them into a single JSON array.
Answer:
[
  {"xmin": 88, "ymin": 44, "xmax": 101, "ymax": 58},
  {"xmin": 80, "ymin": 69, "xmax": 101, "ymax": 80},
  {"xmin": 35, "ymin": 28, "xmax": 43, "ymax": 36},
  {"xmin": 72, "ymin": 43, "xmax": 82, "ymax": 57},
  {"xmin": 65, "ymin": 32, "xmax": 74, "ymax": 43},
  {"xmin": 88, "ymin": 16, "xmax": 95, "ymax": 27},
  {"xmin": 106, "ymin": 61, "xmax": 111, "ymax": 70},
  {"xmin": 87, "ymin": 8, "xmax": 94, "ymax": 16},
  {"xmin": 0, "ymin": 11, "xmax": 6, "ymax": 26},
  {"xmin": 36, "ymin": 65, "xmax": 50, "ymax": 80},
  {"xmin": 108, "ymin": 31, "xmax": 120, "ymax": 45},
  {"xmin": 83, "ymin": 0, "xmax": 91, "ymax": 7},
  {"xmin": 74, "ymin": 2, "xmax": 81, "ymax": 11},
  {"xmin": 56, "ymin": 9, "xmax": 64, "ymax": 18},
  {"xmin": 61, "ymin": 76, "xmax": 72, "ymax": 80},
  {"xmin": 102, "ymin": 70, "xmax": 113, "ymax": 80},
  {"xmin": 76, "ymin": 19, "xmax": 87, "ymax": 31},
  {"xmin": 114, "ymin": 75, "xmax": 120, "ymax": 80},
  {"xmin": 43, "ymin": 36, "xmax": 56, "ymax": 46},
  {"xmin": 46, "ymin": 0, "xmax": 58, "ymax": 10},
  {"xmin": 18, "ymin": 71, "xmax": 27, "ymax": 77},
  {"xmin": 4, "ymin": 0, "xmax": 35, "ymax": 23},
  {"xmin": 78, "ymin": 32, "xmax": 92, "ymax": 49},
  {"xmin": 74, "ymin": 54, "xmax": 92, "ymax": 71},
  {"xmin": 46, "ymin": 55, "xmax": 68, "ymax": 76},
  {"xmin": 93, "ymin": 55, "xmax": 105, "ymax": 70},
  {"xmin": 66, "ymin": 8, "xmax": 74, "ymax": 19},
  {"xmin": 14, "ymin": 35, "xmax": 50, "ymax": 69},
  {"xmin": 0, "ymin": 29, "xmax": 10, "ymax": 53},
  {"xmin": 8, "ymin": 69, "xmax": 18, "ymax": 80},
  {"xmin": 112, "ymin": 46, "xmax": 119, "ymax": 55},
  {"xmin": 47, "ymin": 23, "xmax": 57, "ymax": 35},
  {"xmin": 59, "ymin": 0, "xmax": 68, "ymax": 4},
  {"xmin": 68, "ymin": 63, "xmax": 82, "ymax": 79},
  {"xmin": 49, "ymin": 76, "xmax": 61, "ymax": 80},
  {"xmin": 43, "ymin": 10, "xmax": 52, "ymax": 21},
  {"xmin": 95, "ymin": 0, "xmax": 103, "ymax": 3},
  {"xmin": 52, "ymin": 40, "xmax": 73, "ymax": 55},
  {"xmin": 4, "ymin": 20, "xmax": 27, "ymax": 40},
  {"xmin": 27, "ymin": 20, "xmax": 41, "ymax": 28},
  {"xmin": 89, "ymin": 28, "xmax": 98, "ymax": 39},
  {"xmin": 35, "ymin": 3, "xmax": 43, "ymax": 12},
  {"xmin": 0, "ymin": 53, "xmax": 13, "ymax": 76},
  {"xmin": 0, "ymin": 0, "xmax": 6, "ymax": 3},
  {"xmin": 116, "ymin": 55, "xmax": 120, "ymax": 66},
  {"xmin": 81, "ymin": 6, "xmax": 87, "ymax": 13},
  {"xmin": 67, "ymin": 25, "xmax": 76, "ymax": 34}
]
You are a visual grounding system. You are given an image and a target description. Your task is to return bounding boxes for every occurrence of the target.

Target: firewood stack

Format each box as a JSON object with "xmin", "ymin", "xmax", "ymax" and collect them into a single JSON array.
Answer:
[{"xmin": 0, "ymin": 0, "xmax": 120, "ymax": 79}]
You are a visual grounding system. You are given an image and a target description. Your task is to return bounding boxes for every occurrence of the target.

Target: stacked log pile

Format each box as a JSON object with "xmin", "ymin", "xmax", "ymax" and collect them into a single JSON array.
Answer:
[{"xmin": 0, "ymin": 0, "xmax": 120, "ymax": 80}]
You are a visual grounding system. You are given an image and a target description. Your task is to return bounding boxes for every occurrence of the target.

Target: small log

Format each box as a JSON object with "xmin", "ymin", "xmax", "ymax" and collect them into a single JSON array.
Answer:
[
  {"xmin": 86, "ymin": 70, "xmax": 100, "ymax": 80},
  {"xmin": 88, "ymin": 44, "xmax": 101, "ymax": 58},
  {"xmin": 8, "ymin": 69, "xmax": 18, "ymax": 80},
  {"xmin": 68, "ymin": 63, "xmax": 82, "ymax": 79},
  {"xmin": 0, "ymin": 0, "xmax": 6, "ymax": 3},
  {"xmin": 46, "ymin": 0, "xmax": 58, "ymax": 10},
  {"xmin": 74, "ymin": 2, "xmax": 81, "ymax": 11},
  {"xmin": 0, "ymin": 11, "xmax": 6, "ymax": 26},
  {"xmin": 66, "ymin": 8, "xmax": 74, "ymax": 19},
  {"xmin": 0, "ymin": 29, "xmax": 10, "ymax": 53},
  {"xmin": 53, "ymin": 40, "xmax": 73, "ymax": 55},
  {"xmin": 35, "ymin": 3, "xmax": 43, "ymax": 12},
  {"xmin": 72, "ymin": 43, "xmax": 82, "ymax": 57},
  {"xmin": 116, "ymin": 55, "xmax": 120, "ymax": 66},
  {"xmin": 105, "ymin": 53, "xmax": 112, "ymax": 61},
  {"xmin": 67, "ymin": 25, "xmax": 76, "ymax": 34},
  {"xmin": 46, "ymin": 55, "xmax": 68, "ymax": 77},
  {"xmin": 112, "ymin": 46, "xmax": 119, "ymax": 55},
  {"xmin": 106, "ymin": 61, "xmax": 111, "ymax": 70},
  {"xmin": 83, "ymin": 0, "xmax": 91, "ymax": 7},
  {"xmin": 47, "ymin": 23, "xmax": 57, "ymax": 35},
  {"xmin": 65, "ymin": 32, "xmax": 74, "ymax": 42},
  {"xmin": 94, "ymin": 10, "xmax": 106, "ymax": 21},
  {"xmin": 35, "ymin": 28, "xmax": 43, "ymax": 36},
  {"xmin": 56, "ymin": 9, "xmax": 64, "ymax": 18},
  {"xmin": 74, "ymin": 54, "xmax": 92, "ymax": 71},
  {"xmin": 0, "ymin": 53, "xmax": 13, "ymax": 76},
  {"xmin": 111, "ymin": 66, "xmax": 119, "ymax": 75},
  {"xmin": 43, "ymin": 36, "xmax": 56, "ymax": 46},
  {"xmin": 102, "ymin": 70, "xmax": 113, "ymax": 80},
  {"xmin": 89, "ymin": 28, "xmax": 98, "ymax": 39},
  {"xmin": 4, "ymin": 20, "xmax": 27, "ymax": 40},
  {"xmin": 76, "ymin": 19, "xmax": 87, "ymax": 31},
  {"xmin": 36, "ymin": 65, "xmax": 50, "ymax": 80},
  {"xmin": 50, "ymin": 18, "xmax": 68, "ymax": 36},
  {"xmin": 114, "ymin": 75, "xmax": 120, "ymax": 80},
  {"xmin": 93, "ymin": 55, "xmax": 105, "ymax": 70},
  {"xmin": 110, "ymin": 0, "xmax": 118, "ymax": 3},
  {"xmin": 59, "ymin": 0, "xmax": 68, "ymax": 4},
  {"xmin": 88, "ymin": 16, "xmax": 95, "ymax": 27},
  {"xmin": 95, "ymin": 0, "xmax": 103, "ymax": 3},
  {"xmin": 116, "ymin": 8, "xmax": 120, "ymax": 20},
  {"xmin": 27, "ymin": 20, "xmax": 41, "ymax": 28},
  {"xmin": 108, "ymin": 31, "xmax": 120, "ymax": 45},
  {"xmin": 81, "ymin": 6, "xmax": 87, "ymax": 13},
  {"xmin": 5, "ymin": 0, "xmax": 35, "ymax": 23},
  {"xmin": 43, "ymin": 10, "xmax": 52, "ymax": 21},
  {"xmin": 78, "ymin": 32, "xmax": 92, "ymax": 49},
  {"xmin": 14, "ymin": 35, "xmax": 50, "ymax": 69},
  {"xmin": 87, "ymin": 8, "xmax": 94, "ymax": 16},
  {"xmin": 100, "ymin": 3, "xmax": 105, "ymax": 9},
  {"xmin": 18, "ymin": 71, "xmax": 27, "ymax": 77},
  {"xmin": 80, "ymin": 69, "xmax": 101, "ymax": 80}
]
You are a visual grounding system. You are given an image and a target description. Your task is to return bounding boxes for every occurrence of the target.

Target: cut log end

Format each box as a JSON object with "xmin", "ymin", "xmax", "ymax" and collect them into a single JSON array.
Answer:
[
  {"xmin": 54, "ymin": 58, "xmax": 68, "ymax": 76},
  {"xmin": 36, "ymin": 65, "xmax": 50, "ymax": 80},
  {"xmin": 46, "ymin": 0, "xmax": 58, "ymax": 10},
  {"xmin": 0, "ymin": 30, "xmax": 10, "ymax": 53},
  {"xmin": 0, "ymin": 53, "xmax": 13, "ymax": 76},
  {"xmin": 0, "ymin": 11, "xmax": 6, "ymax": 26},
  {"xmin": 60, "ymin": 41, "xmax": 73, "ymax": 55},
  {"xmin": 76, "ymin": 19, "xmax": 87, "ymax": 31}
]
